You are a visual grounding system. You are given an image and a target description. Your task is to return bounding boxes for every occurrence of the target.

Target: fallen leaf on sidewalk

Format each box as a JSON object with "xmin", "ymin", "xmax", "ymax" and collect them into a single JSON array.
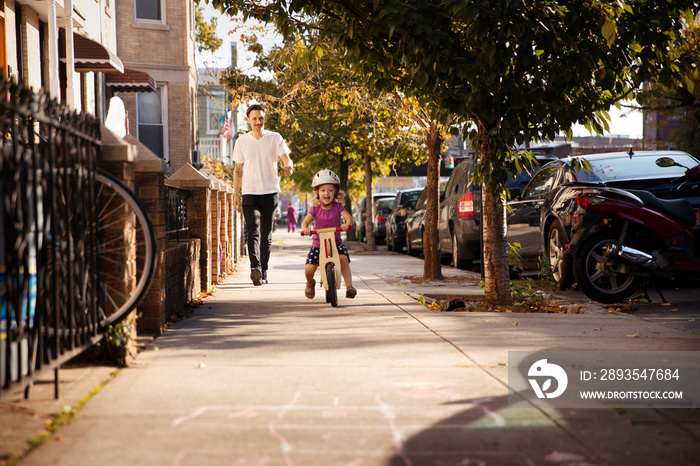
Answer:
[
  {"xmin": 512, "ymin": 321, "xmax": 518, "ymax": 326},
  {"xmin": 594, "ymin": 326, "xmax": 604, "ymax": 331},
  {"xmin": 197, "ymin": 363, "xmax": 206, "ymax": 368},
  {"xmin": 669, "ymin": 309, "xmax": 680, "ymax": 312},
  {"xmin": 625, "ymin": 333, "xmax": 638, "ymax": 338}
]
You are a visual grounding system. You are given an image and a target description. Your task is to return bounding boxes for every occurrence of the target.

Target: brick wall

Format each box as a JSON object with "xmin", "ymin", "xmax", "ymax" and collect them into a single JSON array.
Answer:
[
  {"xmin": 164, "ymin": 239, "xmax": 201, "ymax": 321},
  {"xmin": 135, "ymin": 171, "xmax": 166, "ymax": 333},
  {"xmin": 210, "ymin": 188, "xmax": 221, "ymax": 284},
  {"xmin": 189, "ymin": 188, "xmax": 212, "ymax": 292},
  {"xmin": 167, "ymin": 81, "xmax": 191, "ymax": 169}
]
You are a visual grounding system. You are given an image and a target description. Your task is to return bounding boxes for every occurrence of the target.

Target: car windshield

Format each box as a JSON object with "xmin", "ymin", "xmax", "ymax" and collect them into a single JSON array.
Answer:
[
  {"xmin": 375, "ymin": 198, "xmax": 394, "ymax": 214},
  {"xmin": 414, "ymin": 189, "xmax": 427, "ymax": 209},
  {"xmin": 584, "ymin": 154, "xmax": 697, "ymax": 181},
  {"xmin": 522, "ymin": 165, "xmax": 560, "ymax": 197},
  {"xmin": 401, "ymin": 190, "xmax": 422, "ymax": 206}
]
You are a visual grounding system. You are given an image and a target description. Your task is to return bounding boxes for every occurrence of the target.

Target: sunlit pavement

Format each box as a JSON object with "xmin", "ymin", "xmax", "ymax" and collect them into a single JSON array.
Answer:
[{"xmin": 10, "ymin": 228, "xmax": 700, "ymax": 466}]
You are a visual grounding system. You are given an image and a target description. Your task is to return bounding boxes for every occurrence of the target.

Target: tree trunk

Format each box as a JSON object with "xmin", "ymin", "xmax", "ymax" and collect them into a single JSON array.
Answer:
[
  {"xmin": 363, "ymin": 146, "xmax": 376, "ymax": 251},
  {"xmin": 340, "ymin": 140, "xmax": 355, "ymax": 241},
  {"xmin": 423, "ymin": 122, "xmax": 443, "ymax": 280},
  {"xmin": 479, "ymin": 133, "xmax": 512, "ymax": 306}
]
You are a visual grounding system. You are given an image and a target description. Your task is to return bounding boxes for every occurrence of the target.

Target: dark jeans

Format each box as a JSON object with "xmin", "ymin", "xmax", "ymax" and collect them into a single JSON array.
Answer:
[{"xmin": 242, "ymin": 193, "xmax": 279, "ymax": 271}]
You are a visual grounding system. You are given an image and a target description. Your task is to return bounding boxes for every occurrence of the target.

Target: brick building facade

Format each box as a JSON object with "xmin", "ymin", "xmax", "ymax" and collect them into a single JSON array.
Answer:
[
  {"xmin": 113, "ymin": 0, "xmax": 198, "ymax": 172},
  {"xmin": 1, "ymin": 0, "xmax": 121, "ymax": 116}
]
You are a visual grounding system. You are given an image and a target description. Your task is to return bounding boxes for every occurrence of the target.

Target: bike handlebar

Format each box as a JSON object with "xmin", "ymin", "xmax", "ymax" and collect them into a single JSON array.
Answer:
[{"xmin": 300, "ymin": 225, "xmax": 353, "ymax": 236}]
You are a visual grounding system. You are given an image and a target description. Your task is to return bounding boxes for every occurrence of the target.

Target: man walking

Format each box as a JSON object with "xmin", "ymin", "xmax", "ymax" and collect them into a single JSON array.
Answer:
[{"xmin": 233, "ymin": 104, "xmax": 294, "ymax": 285}]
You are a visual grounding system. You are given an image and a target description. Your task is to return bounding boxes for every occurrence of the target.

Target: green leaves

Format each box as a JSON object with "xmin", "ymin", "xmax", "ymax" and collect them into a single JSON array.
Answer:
[
  {"xmin": 194, "ymin": 3, "xmax": 223, "ymax": 53},
  {"xmin": 601, "ymin": 20, "xmax": 617, "ymax": 47}
]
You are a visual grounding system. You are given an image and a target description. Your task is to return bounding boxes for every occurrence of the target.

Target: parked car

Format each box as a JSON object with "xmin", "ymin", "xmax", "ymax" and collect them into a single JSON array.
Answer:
[
  {"xmin": 508, "ymin": 150, "xmax": 700, "ymax": 287},
  {"xmin": 405, "ymin": 181, "xmax": 448, "ymax": 256},
  {"xmin": 372, "ymin": 197, "xmax": 396, "ymax": 244},
  {"xmin": 386, "ymin": 188, "xmax": 424, "ymax": 251},
  {"xmin": 353, "ymin": 193, "xmax": 396, "ymax": 242},
  {"xmin": 438, "ymin": 153, "xmax": 556, "ymax": 270}
]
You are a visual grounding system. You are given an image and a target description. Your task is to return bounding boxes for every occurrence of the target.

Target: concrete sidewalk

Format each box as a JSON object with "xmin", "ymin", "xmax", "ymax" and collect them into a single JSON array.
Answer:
[{"xmin": 3, "ymin": 230, "xmax": 700, "ymax": 465}]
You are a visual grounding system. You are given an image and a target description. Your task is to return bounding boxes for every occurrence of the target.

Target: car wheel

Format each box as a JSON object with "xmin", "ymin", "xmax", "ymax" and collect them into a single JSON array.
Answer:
[
  {"xmin": 451, "ymin": 231, "xmax": 472, "ymax": 270},
  {"xmin": 573, "ymin": 232, "xmax": 641, "ymax": 304},
  {"xmin": 546, "ymin": 221, "xmax": 573, "ymax": 287},
  {"xmin": 406, "ymin": 229, "xmax": 417, "ymax": 256},
  {"xmin": 393, "ymin": 231, "xmax": 403, "ymax": 253}
]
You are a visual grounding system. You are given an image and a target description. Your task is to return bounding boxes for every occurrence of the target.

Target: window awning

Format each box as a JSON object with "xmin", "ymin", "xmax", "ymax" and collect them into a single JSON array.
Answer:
[
  {"xmin": 60, "ymin": 31, "xmax": 124, "ymax": 73},
  {"xmin": 105, "ymin": 69, "xmax": 157, "ymax": 93}
]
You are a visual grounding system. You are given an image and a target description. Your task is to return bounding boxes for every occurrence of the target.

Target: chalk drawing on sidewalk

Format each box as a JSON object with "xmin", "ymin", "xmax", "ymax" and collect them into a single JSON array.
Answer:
[
  {"xmin": 173, "ymin": 449, "xmax": 272, "ymax": 466},
  {"xmin": 267, "ymin": 391, "xmax": 300, "ymax": 466},
  {"xmin": 169, "ymin": 391, "xmax": 554, "ymax": 465},
  {"xmin": 375, "ymin": 392, "xmax": 412, "ymax": 465},
  {"xmin": 228, "ymin": 408, "xmax": 259, "ymax": 418}
]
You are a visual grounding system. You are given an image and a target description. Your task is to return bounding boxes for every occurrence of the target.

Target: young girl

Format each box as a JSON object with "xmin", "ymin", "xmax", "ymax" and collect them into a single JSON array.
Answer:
[{"xmin": 301, "ymin": 170, "xmax": 357, "ymax": 300}]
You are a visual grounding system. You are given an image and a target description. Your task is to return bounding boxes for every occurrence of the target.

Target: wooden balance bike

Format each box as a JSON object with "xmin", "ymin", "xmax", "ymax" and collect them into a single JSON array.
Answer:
[{"xmin": 301, "ymin": 226, "xmax": 351, "ymax": 307}]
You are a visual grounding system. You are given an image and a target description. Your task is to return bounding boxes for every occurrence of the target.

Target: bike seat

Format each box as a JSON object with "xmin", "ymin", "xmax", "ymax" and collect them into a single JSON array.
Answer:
[{"xmin": 626, "ymin": 189, "xmax": 696, "ymax": 226}]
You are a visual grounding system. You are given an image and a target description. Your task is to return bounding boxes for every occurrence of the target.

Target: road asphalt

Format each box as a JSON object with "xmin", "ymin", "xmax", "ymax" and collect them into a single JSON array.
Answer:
[{"xmin": 1, "ymin": 229, "xmax": 699, "ymax": 465}]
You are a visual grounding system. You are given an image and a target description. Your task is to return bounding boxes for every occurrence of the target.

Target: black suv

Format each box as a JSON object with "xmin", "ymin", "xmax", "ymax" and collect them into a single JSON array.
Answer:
[{"xmin": 438, "ymin": 153, "xmax": 556, "ymax": 269}]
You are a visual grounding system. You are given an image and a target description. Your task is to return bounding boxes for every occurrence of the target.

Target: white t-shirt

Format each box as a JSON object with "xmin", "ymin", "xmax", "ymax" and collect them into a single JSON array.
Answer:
[{"xmin": 232, "ymin": 131, "xmax": 291, "ymax": 195}]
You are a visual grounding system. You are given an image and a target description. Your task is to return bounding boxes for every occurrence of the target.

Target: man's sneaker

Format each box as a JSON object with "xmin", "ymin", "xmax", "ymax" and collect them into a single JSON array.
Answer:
[
  {"xmin": 262, "ymin": 270, "xmax": 268, "ymax": 284},
  {"xmin": 250, "ymin": 268, "xmax": 263, "ymax": 286}
]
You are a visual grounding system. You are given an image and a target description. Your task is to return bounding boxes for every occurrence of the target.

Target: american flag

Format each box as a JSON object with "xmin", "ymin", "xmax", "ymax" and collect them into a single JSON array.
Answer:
[{"xmin": 218, "ymin": 113, "xmax": 230, "ymax": 140}]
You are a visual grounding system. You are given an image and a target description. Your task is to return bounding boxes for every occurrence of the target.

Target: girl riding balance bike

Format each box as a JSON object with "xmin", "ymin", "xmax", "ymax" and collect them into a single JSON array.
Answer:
[{"xmin": 301, "ymin": 170, "xmax": 357, "ymax": 304}]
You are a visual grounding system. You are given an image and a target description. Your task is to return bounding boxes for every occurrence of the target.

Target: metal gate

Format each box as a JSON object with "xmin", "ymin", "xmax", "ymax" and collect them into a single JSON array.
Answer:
[{"xmin": 1, "ymin": 77, "xmax": 155, "ymax": 401}]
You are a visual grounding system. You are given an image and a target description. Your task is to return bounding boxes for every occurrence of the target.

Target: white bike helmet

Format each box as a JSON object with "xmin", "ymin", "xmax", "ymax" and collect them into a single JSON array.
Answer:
[{"xmin": 312, "ymin": 169, "xmax": 340, "ymax": 188}]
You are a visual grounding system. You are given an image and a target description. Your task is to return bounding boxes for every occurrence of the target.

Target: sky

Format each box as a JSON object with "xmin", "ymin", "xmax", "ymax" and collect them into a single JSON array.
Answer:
[{"xmin": 197, "ymin": 6, "xmax": 644, "ymax": 139}]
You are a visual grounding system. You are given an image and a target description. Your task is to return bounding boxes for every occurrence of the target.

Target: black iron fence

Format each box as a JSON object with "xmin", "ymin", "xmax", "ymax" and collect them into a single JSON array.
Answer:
[
  {"xmin": 165, "ymin": 185, "xmax": 189, "ymax": 238},
  {"xmin": 0, "ymin": 77, "xmax": 103, "ymax": 400}
]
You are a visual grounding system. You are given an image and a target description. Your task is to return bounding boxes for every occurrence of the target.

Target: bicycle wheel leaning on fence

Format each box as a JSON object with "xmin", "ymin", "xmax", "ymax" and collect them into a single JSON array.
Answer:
[{"xmin": 95, "ymin": 170, "xmax": 156, "ymax": 328}]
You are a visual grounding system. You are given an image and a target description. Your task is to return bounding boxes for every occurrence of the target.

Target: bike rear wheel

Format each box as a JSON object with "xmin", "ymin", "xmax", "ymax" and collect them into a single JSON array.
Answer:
[
  {"xmin": 325, "ymin": 263, "xmax": 338, "ymax": 307},
  {"xmin": 95, "ymin": 171, "xmax": 157, "ymax": 327}
]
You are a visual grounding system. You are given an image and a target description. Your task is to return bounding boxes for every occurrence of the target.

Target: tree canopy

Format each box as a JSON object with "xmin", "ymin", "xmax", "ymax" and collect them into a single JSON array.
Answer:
[
  {"xmin": 211, "ymin": 0, "xmax": 700, "ymax": 304},
  {"xmin": 637, "ymin": 20, "xmax": 700, "ymax": 155},
  {"xmin": 221, "ymin": 39, "xmax": 425, "ymax": 192},
  {"xmin": 194, "ymin": 2, "xmax": 223, "ymax": 53}
]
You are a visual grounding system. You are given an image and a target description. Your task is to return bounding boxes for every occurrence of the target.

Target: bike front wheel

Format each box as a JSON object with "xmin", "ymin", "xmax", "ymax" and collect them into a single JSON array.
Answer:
[{"xmin": 325, "ymin": 263, "xmax": 338, "ymax": 307}]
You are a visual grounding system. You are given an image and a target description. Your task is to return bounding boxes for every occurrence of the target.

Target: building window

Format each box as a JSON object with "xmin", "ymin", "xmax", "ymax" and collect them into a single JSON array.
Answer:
[
  {"xmin": 134, "ymin": 0, "xmax": 163, "ymax": 22},
  {"xmin": 137, "ymin": 86, "xmax": 168, "ymax": 160},
  {"xmin": 206, "ymin": 92, "xmax": 225, "ymax": 134}
]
